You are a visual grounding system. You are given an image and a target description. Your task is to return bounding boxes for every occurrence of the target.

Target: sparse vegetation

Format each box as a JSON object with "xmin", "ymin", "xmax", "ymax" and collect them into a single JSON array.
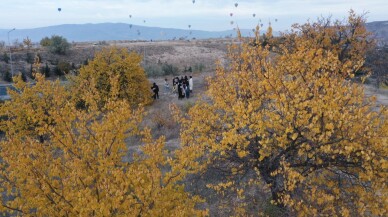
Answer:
[
  {"xmin": 0, "ymin": 11, "xmax": 387, "ymax": 216},
  {"xmin": 367, "ymin": 45, "xmax": 388, "ymax": 87},
  {"xmin": 144, "ymin": 62, "xmax": 180, "ymax": 77}
]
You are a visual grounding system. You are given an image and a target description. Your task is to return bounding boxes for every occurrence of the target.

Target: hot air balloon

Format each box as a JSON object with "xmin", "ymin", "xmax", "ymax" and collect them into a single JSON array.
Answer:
[
  {"xmin": 192, "ymin": 0, "xmax": 195, "ymax": 4},
  {"xmin": 129, "ymin": 15, "xmax": 132, "ymax": 18},
  {"xmin": 252, "ymin": 29, "xmax": 255, "ymax": 32},
  {"xmin": 253, "ymin": 13, "xmax": 256, "ymax": 17},
  {"xmin": 230, "ymin": 13, "xmax": 233, "ymax": 17},
  {"xmin": 58, "ymin": 8, "xmax": 61, "ymax": 12},
  {"xmin": 234, "ymin": 3, "xmax": 238, "ymax": 7},
  {"xmin": 188, "ymin": 24, "xmax": 191, "ymax": 28},
  {"xmin": 275, "ymin": 18, "xmax": 278, "ymax": 22},
  {"xmin": 230, "ymin": 21, "xmax": 234, "ymax": 25},
  {"xmin": 143, "ymin": 20, "xmax": 146, "ymax": 23}
]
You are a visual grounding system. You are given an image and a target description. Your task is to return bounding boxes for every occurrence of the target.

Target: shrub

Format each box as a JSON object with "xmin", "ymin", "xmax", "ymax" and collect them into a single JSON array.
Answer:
[
  {"xmin": 55, "ymin": 61, "xmax": 71, "ymax": 76},
  {"xmin": 26, "ymin": 53, "xmax": 34, "ymax": 64},
  {"xmin": 193, "ymin": 63, "xmax": 205, "ymax": 72},
  {"xmin": 144, "ymin": 64, "xmax": 163, "ymax": 77},
  {"xmin": 43, "ymin": 63, "xmax": 50, "ymax": 78},
  {"xmin": 144, "ymin": 63, "xmax": 180, "ymax": 77},
  {"xmin": 40, "ymin": 35, "xmax": 70, "ymax": 55},
  {"xmin": 3, "ymin": 70, "xmax": 12, "ymax": 82},
  {"xmin": 39, "ymin": 37, "xmax": 51, "ymax": 47},
  {"xmin": 2, "ymin": 52, "xmax": 9, "ymax": 63},
  {"xmin": 162, "ymin": 63, "xmax": 179, "ymax": 75}
]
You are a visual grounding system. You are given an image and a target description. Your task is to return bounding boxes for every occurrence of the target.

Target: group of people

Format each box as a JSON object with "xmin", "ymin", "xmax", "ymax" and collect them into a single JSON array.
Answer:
[
  {"xmin": 171, "ymin": 76, "xmax": 193, "ymax": 99},
  {"xmin": 151, "ymin": 75, "xmax": 193, "ymax": 100}
]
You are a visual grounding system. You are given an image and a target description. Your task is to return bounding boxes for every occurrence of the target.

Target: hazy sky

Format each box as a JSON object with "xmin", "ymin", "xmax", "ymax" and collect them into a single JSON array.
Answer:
[{"xmin": 1, "ymin": 0, "xmax": 387, "ymax": 31}]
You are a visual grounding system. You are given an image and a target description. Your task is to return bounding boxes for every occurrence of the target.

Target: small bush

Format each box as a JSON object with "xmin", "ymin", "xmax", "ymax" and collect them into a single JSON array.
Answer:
[
  {"xmin": 3, "ymin": 70, "xmax": 12, "ymax": 82},
  {"xmin": 40, "ymin": 37, "xmax": 51, "ymax": 47},
  {"xmin": 40, "ymin": 35, "xmax": 70, "ymax": 55},
  {"xmin": 193, "ymin": 63, "xmax": 205, "ymax": 72},
  {"xmin": 144, "ymin": 63, "xmax": 179, "ymax": 77},
  {"xmin": 151, "ymin": 110, "xmax": 175, "ymax": 130},
  {"xmin": 26, "ymin": 53, "xmax": 34, "ymax": 64},
  {"xmin": 43, "ymin": 63, "xmax": 50, "ymax": 78},
  {"xmin": 2, "ymin": 52, "xmax": 9, "ymax": 63},
  {"xmin": 162, "ymin": 63, "xmax": 179, "ymax": 75},
  {"xmin": 144, "ymin": 64, "xmax": 163, "ymax": 77},
  {"xmin": 55, "ymin": 61, "xmax": 71, "ymax": 76}
]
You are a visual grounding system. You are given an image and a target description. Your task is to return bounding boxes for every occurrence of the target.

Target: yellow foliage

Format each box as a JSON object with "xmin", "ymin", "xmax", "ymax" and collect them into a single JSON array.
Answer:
[
  {"xmin": 179, "ymin": 12, "xmax": 387, "ymax": 216},
  {"xmin": 0, "ymin": 74, "xmax": 206, "ymax": 216},
  {"xmin": 71, "ymin": 47, "xmax": 152, "ymax": 109}
]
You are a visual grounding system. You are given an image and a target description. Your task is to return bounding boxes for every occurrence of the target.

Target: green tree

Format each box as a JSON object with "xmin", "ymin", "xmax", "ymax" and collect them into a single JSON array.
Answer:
[
  {"xmin": 39, "ymin": 36, "xmax": 51, "ymax": 47},
  {"xmin": 49, "ymin": 35, "xmax": 70, "ymax": 54},
  {"xmin": 40, "ymin": 35, "xmax": 70, "ymax": 55}
]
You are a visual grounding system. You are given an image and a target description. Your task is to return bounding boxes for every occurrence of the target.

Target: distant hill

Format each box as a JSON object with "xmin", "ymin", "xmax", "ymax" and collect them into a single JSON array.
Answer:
[
  {"xmin": 0, "ymin": 23, "xmax": 261, "ymax": 43},
  {"xmin": 1, "ymin": 21, "xmax": 385, "ymax": 44},
  {"xmin": 366, "ymin": 21, "xmax": 388, "ymax": 45}
]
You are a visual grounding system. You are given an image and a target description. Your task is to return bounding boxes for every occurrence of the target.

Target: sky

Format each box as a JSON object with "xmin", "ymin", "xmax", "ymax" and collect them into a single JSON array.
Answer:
[{"xmin": 0, "ymin": 0, "xmax": 387, "ymax": 31}]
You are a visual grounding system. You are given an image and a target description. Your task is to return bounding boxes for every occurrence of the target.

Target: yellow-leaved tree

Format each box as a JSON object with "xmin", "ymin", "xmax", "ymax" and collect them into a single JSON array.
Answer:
[
  {"xmin": 0, "ymin": 74, "xmax": 206, "ymax": 214},
  {"xmin": 178, "ymin": 11, "xmax": 387, "ymax": 216},
  {"xmin": 72, "ymin": 47, "xmax": 152, "ymax": 109}
]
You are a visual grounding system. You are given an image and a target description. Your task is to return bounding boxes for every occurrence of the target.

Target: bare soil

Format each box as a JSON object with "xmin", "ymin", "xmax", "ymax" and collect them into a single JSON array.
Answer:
[{"xmin": 0, "ymin": 39, "xmax": 231, "ymax": 82}]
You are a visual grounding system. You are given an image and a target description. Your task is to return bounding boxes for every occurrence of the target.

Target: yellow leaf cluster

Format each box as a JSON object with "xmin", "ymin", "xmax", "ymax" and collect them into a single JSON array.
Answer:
[
  {"xmin": 0, "ymin": 69, "xmax": 206, "ymax": 215},
  {"xmin": 71, "ymin": 47, "xmax": 152, "ymax": 109},
  {"xmin": 179, "ymin": 11, "xmax": 387, "ymax": 216}
]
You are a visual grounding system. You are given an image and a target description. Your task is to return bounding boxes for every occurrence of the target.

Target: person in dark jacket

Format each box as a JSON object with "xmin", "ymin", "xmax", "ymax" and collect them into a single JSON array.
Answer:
[
  {"xmin": 177, "ymin": 83, "xmax": 183, "ymax": 99},
  {"xmin": 185, "ymin": 83, "xmax": 190, "ymax": 98},
  {"xmin": 151, "ymin": 82, "xmax": 159, "ymax": 99}
]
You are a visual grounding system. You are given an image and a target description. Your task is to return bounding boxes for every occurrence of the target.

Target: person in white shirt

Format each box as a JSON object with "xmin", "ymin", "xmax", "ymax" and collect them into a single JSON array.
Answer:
[
  {"xmin": 164, "ymin": 78, "xmax": 170, "ymax": 93},
  {"xmin": 189, "ymin": 76, "xmax": 193, "ymax": 93}
]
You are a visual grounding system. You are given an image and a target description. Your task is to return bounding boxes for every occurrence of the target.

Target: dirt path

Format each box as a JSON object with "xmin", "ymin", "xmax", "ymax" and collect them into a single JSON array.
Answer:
[{"xmin": 364, "ymin": 85, "xmax": 388, "ymax": 106}]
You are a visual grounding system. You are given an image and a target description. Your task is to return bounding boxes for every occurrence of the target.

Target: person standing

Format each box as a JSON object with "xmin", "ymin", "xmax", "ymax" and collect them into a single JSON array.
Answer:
[
  {"xmin": 185, "ymin": 83, "xmax": 190, "ymax": 98},
  {"xmin": 151, "ymin": 82, "xmax": 159, "ymax": 99},
  {"xmin": 177, "ymin": 83, "xmax": 183, "ymax": 100},
  {"xmin": 189, "ymin": 76, "xmax": 193, "ymax": 93},
  {"xmin": 164, "ymin": 78, "xmax": 170, "ymax": 93},
  {"xmin": 172, "ymin": 77, "xmax": 178, "ymax": 94}
]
